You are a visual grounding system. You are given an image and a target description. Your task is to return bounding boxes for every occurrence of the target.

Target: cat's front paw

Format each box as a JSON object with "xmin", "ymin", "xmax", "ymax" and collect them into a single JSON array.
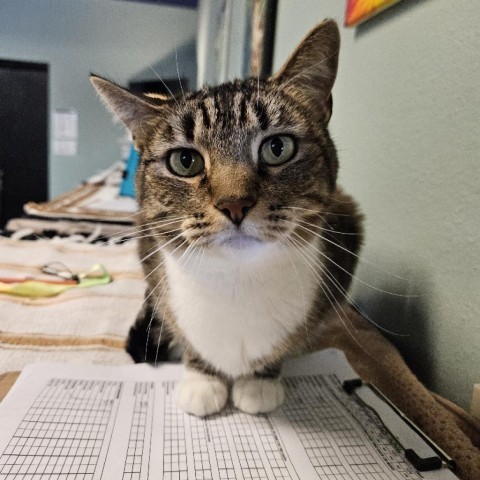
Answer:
[
  {"xmin": 175, "ymin": 370, "xmax": 228, "ymax": 417},
  {"xmin": 232, "ymin": 377, "xmax": 284, "ymax": 414}
]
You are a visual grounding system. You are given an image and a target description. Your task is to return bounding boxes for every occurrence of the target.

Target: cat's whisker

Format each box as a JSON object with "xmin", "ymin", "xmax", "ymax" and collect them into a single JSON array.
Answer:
[
  {"xmin": 127, "ymin": 227, "xmax": 183, "ymax": 247},
  {"xmin": 288, "ymin": 233, "xmax": 409, "ymax": 338},
  {"xmin": 154, "ymin": 262, "xmax": 185, "ymax": 365},
  {"xmin": 287, "ymin": 219, "xmax": 362, "ymax": 259},
  {"xmin": 194, "ymin": 245, "xmax": 206, "ymax": 281},
  {"xmin": 98, "ymin": 229, "xmax": 141, "ymax": 247},
  {"xmin": 255, "ymin": 0, "xmax": 266, "ymax": 108},
  {"xmin": 139, "ymin": 246, "xmax": 165, "ymax": 278},
  {"xmin": 283, "ymin": 212, "xmax": 408, "ymax": 285},
  {"xmin": 283, "ymin": 234, "xmax": 377, "ymax": 361},
  {"xmin": 184, "ymin": 236, "xmax": 206, "ymax": 277},
  {"xmin": 143, "ymin": 229, "xmax": 183, "ymax": 364},
  {"xmin": 136, "ymin": 242, "xmax": 167, "ymax": 266},
  {"xmin": 142, "ymin": 231, "xmax": 192, "ymax": 282},
  {"xmin": 324, "ymin": 269, "xmax": 410, "ymax": 337},
  {"xmin": 98, "ymin": 215, "xmax": 190, "ymax": 247},
  {"xmin": 144, "ymin": 274, "xmax": 168, "ymax": 361},
  {"xmin": 96, "ymin": 226, "xmax": 185, "ymax": 281},
  {"xmin": 177, "ymin": 236, "xmax": 201, "ymax": 264},
  {"xmin": 127, "ymin": 232, "xmax": 176, "ymax": 273},
  {"xmin": 296, "ymin": 218, "xmax": 362, "ymax": 236},
  {"xmin": 286, "ymin": 220, "xmax": 412, "ymax": 286},
  {"xmin": 283, "ymin": 234, "xmax": 357, "ymax": 334},
  {"xmin": 281, "ymin": 205, "xmax": 353, "ymax": 217},
  {"xmin": 146, "ymin": 237, "xmax": 199, "ymax": 364},
  {"xmin": 133, "ymin": 226, "xmax": 192, "ymax": 281},
  {"xmin": 143, "ymin": 271, "xmax": 167, "ymax": 306},
  {"xmin": 134, "ymin": 221, "xmax": 187, "ymax": 247},
  {"xmin": 136, "ymin": 214, "xmax": 191, "ymax": 229},
  {"xmin": 154, "ymin": 320, "xmax": 166, "ymax": 366},
  {"xmin": 175, "ymin": 49, "xmax": 185, "ymax": 99},
  {"xmin": 323, "ymin": 192, "xmax": 360, "ymax": 204},
  {"xmin": 152, "ymin": 279, "xmax": 170, "ymax": 366},
  {"xmin": 148, "ymin": 64, "xmax": 179, "ymax": 106},
  {"xmin": 139, "ymin": 228, "xmax": 189, "ymax": 266},
  {"xmin": 131, "ymin": 222, "xmax": 186, "ymax": 240},
  {"xmin": 143, "ymin": 238, "xmax": 189, "ymax": 284},
  {"xmin": 133, "ymin": 215, "xmax": 191, "ymax": 236},
  {"xmin": 278, "ymin": 237, "xmax": 312, "ymax": 351},
  {"xmin": 289, "ymin": 228, "xmax": 415, "ymax": 298},
  {"xmin": 176, "ymin": 236, "xmax": 202, "ymax": 269}
]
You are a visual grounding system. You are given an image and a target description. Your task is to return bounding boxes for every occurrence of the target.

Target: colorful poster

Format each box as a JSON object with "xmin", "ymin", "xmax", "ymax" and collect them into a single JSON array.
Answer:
[{"xmin": 345, "ymin": 0, "xmax": 402, "ymax": 27}]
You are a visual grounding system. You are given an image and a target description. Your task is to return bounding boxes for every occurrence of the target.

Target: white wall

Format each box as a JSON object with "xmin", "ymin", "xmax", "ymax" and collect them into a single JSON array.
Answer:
[
  {"xmin": 0, "ymin": 0, "xmax": 198, "ymax": 198},
  {"xmin": 274, "ymin": 0, "xmax": 480, "ymax": 410}
]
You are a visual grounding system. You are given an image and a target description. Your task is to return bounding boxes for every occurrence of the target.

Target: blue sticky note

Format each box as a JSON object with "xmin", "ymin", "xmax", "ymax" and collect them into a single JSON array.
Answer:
[{"xmin": 119, "ymin": 145, "xmax": 139, "ymax": 198}]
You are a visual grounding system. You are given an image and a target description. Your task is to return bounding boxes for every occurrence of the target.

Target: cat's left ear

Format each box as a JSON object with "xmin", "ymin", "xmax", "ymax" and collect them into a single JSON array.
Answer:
[
  {"xmin": 90, "ymin": 75, "xmax": 162, "ymax": 148},
  {"xmin": 272, "ymin": 19, "xmax": 340, "ymax": 123}
]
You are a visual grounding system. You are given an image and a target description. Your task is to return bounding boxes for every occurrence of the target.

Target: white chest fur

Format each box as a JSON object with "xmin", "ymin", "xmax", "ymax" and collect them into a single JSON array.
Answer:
[{"xmin": 163, "ymin": 240, "xmax": 321, "ymax": 377}]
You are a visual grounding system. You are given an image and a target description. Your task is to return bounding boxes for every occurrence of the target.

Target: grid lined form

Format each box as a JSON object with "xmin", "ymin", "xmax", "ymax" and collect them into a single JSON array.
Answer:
[
  {"xmin": 189, "ymin": 416, "xmax": 213, "ymax": 480},
  {"xmin": 228, "ymin": 409, "xmax": 268, "ymax": 480},
  {"xmin": 122, "ymin": 382, "xmax": 154, "ymax": 480},
  {"xmin": 0, "ymin": 378, "xmax": 121, "ymax": 480},
  {"xmin": 283, "ymin": 375, "xmax": 421, "ymax": 480},
  {"xmin": 254, "ymin": 414, "xmax": 295, "ymax": 479},
  {"xmin": 161, "ymin": 383, "xmax": 299, "ymax": 480},
  {"xmin": 162, "ymin": 383, "xmax": 187, "ymax": 480},
  {"xmin": 208, "ymin": 413, "xmax": 235, "ymax": 480}
]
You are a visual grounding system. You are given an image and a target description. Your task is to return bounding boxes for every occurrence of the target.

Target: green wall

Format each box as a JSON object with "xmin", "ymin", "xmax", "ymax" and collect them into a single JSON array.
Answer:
[{"xmin": 274, "ymin": 0, "xmax": 480, "ymax": 410}]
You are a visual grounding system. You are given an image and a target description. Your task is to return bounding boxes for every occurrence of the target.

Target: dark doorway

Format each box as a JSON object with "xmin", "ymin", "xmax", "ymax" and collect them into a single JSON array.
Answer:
[{"xmin": 0, "ymin": 60, "xmax": 49, "ymax": 228}]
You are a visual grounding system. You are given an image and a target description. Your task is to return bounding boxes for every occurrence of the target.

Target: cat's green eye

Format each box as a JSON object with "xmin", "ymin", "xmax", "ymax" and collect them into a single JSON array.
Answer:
[
  {"xmin": 260, "ymin": 135, "xmax": 296, "ymax": 166},
  {"xmin": 167, "ymin": 149, "xmax": 205, "ymax": 177}
]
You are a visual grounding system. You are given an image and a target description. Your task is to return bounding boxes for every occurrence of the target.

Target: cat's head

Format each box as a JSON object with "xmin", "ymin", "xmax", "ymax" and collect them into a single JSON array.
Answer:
[{"xmin": 91, "ymin": 20, "xmax": 340, "ymax": 255}]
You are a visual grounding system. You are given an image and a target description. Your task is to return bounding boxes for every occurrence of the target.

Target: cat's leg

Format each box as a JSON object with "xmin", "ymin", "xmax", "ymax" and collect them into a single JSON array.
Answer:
[
  {"xmin": 232, "ymin": 363, "xmax": 284, "ymax": 414},
  {"xmin": 175, "ymin": 353, "xmax": 228, "ymax": 417},
  {"xmin": 126, "ymin": 294, "xmax": 172, "ymax": 363}
]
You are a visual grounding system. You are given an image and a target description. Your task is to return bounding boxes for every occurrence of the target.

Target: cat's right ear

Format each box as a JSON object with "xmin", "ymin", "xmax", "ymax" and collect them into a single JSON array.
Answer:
[
  {"xmin": 90, "ymin": 75, "xmax": 160, "ymax": 143},
  {"xmin": 272, "ymin": 19, "xmax": 340, "ymax": 123}
]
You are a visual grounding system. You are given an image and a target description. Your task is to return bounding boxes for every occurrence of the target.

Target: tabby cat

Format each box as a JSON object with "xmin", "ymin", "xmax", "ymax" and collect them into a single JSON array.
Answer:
[{"xmin": 91, "ymin": 19, "xmax": 362, "ymax": 417}]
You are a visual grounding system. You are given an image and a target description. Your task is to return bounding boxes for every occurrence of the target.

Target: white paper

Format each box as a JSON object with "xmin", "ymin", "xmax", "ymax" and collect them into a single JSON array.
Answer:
[
  {"xmin": 0, "ymin": 350, "xmax": 458, "ymax": 480},
  {"xmin": 52, "ymin": 140, "xmax": 77, "ymax": 156},
  {"xmin": 53, "ymin": 109, "xmax": 78, "ymax": 140},
  {"xmin": 53, "ymin": 109, "xmax": 78, "ymax": 156}
]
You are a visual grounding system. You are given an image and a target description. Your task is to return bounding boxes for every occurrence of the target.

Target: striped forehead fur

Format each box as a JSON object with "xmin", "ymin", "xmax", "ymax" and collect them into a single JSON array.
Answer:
[
  {"xmin": 145, "ymin": 79, "xmax": 321, "ymax": 161},
  {"xmin": 140, "ymin": 79, "xmax": 337, "ymax": 194}
]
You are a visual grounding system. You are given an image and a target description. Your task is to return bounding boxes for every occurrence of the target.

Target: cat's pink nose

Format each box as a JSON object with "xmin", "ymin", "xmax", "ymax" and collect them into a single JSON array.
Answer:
[{"xmin": 216, "ymin": 196, "xmax": 256, "ymax": 226}]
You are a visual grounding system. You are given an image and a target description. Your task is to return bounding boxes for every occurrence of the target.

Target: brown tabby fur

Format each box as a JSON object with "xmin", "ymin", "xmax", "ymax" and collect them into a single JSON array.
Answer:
[{"xmin": 91, "ymin": 20, "xmax": 363, "ymax": 381}]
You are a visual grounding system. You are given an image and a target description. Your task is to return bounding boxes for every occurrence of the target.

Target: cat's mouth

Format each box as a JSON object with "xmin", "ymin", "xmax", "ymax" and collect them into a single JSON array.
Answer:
[{"xmin": 215, "ymin": 231, "xmax": 263, "ymax": 250}]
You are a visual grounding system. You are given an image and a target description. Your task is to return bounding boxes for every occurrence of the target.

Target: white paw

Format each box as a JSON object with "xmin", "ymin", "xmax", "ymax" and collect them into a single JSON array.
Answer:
[
  {"xmin": 175, "ymin": 370, "xmax": 228, "ymax": 417},
  {"xmin": 232, "ymin": 377, "xmax": 284, "ymax": 414}
]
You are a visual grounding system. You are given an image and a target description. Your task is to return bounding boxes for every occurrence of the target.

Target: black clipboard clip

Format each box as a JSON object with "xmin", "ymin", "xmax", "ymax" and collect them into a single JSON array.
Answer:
[
  {"xmin": 342, "ymin": 379, "xmax": 457, "ymax": 473},
  {"xmin": 342, "ymin": 378, "xmax": 363, "ymax": 394},
  {"xmin": 404, "ymin": 449, "xmax": 442, "ymax": 471}
]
